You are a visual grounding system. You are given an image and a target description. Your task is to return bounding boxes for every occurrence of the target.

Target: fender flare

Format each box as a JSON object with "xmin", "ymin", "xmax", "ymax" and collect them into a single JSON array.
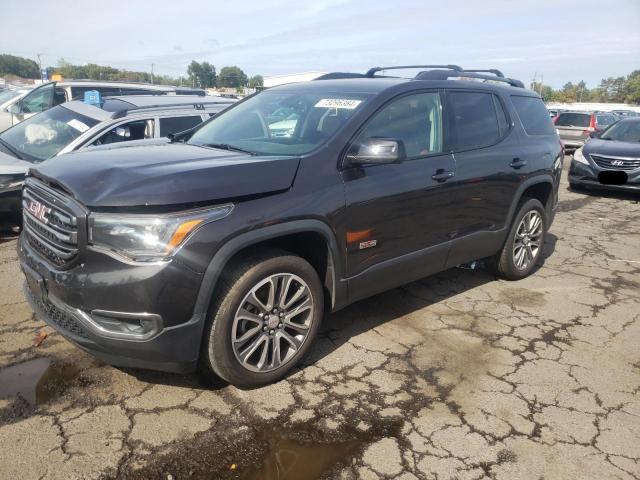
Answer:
[
  {"xmin": 192, "ymin": 219, "xmax": 344, "ymax": 321},
  {"xmin": 505, "ymin": 175, "xmax": 555, "ymax": 228}
]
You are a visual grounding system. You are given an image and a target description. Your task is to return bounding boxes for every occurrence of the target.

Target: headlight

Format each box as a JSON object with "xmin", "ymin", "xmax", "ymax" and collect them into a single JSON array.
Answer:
[
  {"xmin": 573, "ymin": 148, "xmax": 589, "ymax": 165},
  {"xmin": 90, "ymin": 204, "xmax": 233, "ymax": 262}
]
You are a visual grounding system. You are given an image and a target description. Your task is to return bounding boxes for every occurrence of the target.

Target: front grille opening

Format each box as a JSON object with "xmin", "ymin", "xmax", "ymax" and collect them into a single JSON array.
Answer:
[
  {"xmin": 25, "ymin": 285, "xmax": 90, "ymax": 339},
  {"xmin": 22, "ymin": 181, "xmax": 80, "ymax": 268}
]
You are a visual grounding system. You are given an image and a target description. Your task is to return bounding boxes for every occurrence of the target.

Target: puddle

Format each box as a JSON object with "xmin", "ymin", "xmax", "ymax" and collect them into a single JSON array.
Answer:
[
  {"xmin": 240, "ymin": 431, "xmax": 363, "ymax": 480},
  {"xmin": 0, "ymin": 357, "xmax": 79, "ymax": 406}
]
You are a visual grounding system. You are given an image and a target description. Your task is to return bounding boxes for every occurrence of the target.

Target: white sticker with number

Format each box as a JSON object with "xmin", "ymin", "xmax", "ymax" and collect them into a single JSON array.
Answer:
[
  {"xmin": 314, "ymin": 98, "xmax": 362, "ymax": 109},
  {"xmin": 66, "ymin": 119, "xmax": 90, "ymax": 133}
]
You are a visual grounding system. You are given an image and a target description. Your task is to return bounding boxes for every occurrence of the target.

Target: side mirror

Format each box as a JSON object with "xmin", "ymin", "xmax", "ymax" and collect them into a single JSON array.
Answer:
[
  {"xmin": 8, "ymin": 102, "xmax": 21, "ymax": 114},
  {"xmin": 350, "ymin": 138, "xmax": 406, "ymax": 165}
]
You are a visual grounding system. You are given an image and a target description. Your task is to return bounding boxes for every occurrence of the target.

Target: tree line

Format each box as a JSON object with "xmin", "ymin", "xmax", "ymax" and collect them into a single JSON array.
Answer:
[
  {"xmin": 532, "ymin": 70, "xmax": 640, "ymax": 104},
  {"xmin": 0, "ymin": 54, "xmax": 263, "ymax": 90}
]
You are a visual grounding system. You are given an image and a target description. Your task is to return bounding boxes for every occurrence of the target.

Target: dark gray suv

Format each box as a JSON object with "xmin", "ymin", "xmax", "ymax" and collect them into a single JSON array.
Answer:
[{"xmin": 18, "ymin": 65, "xmax": 563, "ymax": 387}]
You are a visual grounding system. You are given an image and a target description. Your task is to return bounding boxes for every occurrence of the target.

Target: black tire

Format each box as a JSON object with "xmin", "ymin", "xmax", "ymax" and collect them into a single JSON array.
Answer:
[
  {"xmin": 493, "ymin": 198, "xmax": 547, "ymax": 281},
  {"xmin": 199, "ymin": 249, "xmax": 324, "ymax": 388}
]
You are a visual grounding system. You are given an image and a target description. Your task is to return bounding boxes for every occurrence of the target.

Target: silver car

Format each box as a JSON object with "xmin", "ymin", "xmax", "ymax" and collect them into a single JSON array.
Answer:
[
  {"xmin": 0, "ymin": 95, "xmax": 234, "ymax": 226},
  {"xmin": 555, "ymin": 111, "xmax": 618, "ymax": 150}
]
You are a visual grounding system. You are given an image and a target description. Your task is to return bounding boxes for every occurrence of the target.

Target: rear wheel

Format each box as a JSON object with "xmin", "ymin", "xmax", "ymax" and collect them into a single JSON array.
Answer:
[
  {"xmin": 493, "ymin": 198, "xmax": 546, "ymax": 280},
  {"xmin": 200, "ymin": 250, "xmax": 323, "ymax": 388}
]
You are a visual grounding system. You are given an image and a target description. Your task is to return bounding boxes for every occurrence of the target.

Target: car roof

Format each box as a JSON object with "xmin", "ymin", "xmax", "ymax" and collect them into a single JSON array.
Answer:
[
  {"xmin": 61, "ymin": 95, "xmax": 235, "ymax": 120},
  {"xmin": 269, "ymin": 76, "xmax": 533, "ymax": 96},
  {"xmin": 55, "ymin": 80, "xmax": 176, "ymax": 90}
]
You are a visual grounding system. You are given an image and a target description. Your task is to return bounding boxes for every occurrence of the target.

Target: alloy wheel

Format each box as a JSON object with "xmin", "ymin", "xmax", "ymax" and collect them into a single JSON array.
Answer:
[
  {"xmin": 231, "ymin": 273, "xmax": 314, "ymax": 373},
  {"xmin": 513, "ymin": 210, "xmax": 543, "ymax": 270}
]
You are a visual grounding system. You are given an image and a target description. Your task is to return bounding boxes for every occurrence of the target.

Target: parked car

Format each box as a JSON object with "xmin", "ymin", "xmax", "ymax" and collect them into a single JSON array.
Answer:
[
  {"xmin": 0, "ymin": 95, "xmax": 234, "ymax": 226},
  {"xmin": 554, "ymin": 111, "xmax": 618, "ymax": 150},
  {"xmin": 18, "ymin": 65, "xmax": 562, "ymax": 387},
  {"xmin": 6, "ymin": 80, "xmax": 205, "ymax": 127},
  {"xmin": 0, "ymin": 87, "xmax": 33, "ymax": 132},
  {"xmin": 569, "ymin": 117, "xmax": 640, "ymax": 192},
  {"xmin": 610, "ymin": 110, "xmax": 639, "ymax": 118}
]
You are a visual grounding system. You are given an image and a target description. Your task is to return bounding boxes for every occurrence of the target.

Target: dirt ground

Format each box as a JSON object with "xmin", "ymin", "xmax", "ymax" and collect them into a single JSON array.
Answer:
[{"xmin": 1, "ymin": 160, "xmax": 639, "ymax": 480}]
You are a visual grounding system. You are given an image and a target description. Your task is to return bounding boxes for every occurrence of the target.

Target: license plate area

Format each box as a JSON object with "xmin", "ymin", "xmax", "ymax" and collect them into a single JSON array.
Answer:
[
  {"xmin": 23, "ymin": 264, "xmax": 48, "ymax": 302},
  {"xmin": 598, "ymin": 170, "xmax": 628, "ymax": 185}
]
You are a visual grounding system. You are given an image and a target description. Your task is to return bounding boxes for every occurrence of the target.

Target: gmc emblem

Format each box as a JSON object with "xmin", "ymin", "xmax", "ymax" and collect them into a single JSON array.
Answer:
[{"xmin": 27, "ymin": 199, "xmax": 51, "ymax": 224}]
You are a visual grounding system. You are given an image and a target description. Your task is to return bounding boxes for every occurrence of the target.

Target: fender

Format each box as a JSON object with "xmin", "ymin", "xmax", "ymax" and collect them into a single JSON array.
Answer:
[
  {"xmin": 504, "ymin": 174, "xmax": 555, "ymax": 228},
  {"xmin": 191, "ymin": 219, "xmax": 346, "ymax": 323}
]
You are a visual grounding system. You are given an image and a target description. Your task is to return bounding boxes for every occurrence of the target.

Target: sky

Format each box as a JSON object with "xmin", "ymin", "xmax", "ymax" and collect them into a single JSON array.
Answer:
[{"xmin": 1, "ymin": 0, "xmax": 639, "ymax": 88}]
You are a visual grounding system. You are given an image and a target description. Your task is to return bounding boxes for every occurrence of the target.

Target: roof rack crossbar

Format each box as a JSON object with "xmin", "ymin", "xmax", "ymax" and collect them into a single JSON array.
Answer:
[
  {"xmin": 365, "ymin": 65, "xmax": 463, "ymax": 77},
  {"xmin": 414, "ymin": 69, "xmax": 524, "ymax": 88},
  {"xmin": 462, "ymin": 69, "xmax": 505, "ymax": 78}
]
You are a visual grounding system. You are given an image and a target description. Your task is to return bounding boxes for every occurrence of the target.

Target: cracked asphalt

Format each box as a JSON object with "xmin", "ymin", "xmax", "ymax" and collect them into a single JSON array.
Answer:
[{"xmin": 1, "ymin": 160, "xmax": 639, "ymax": 480}]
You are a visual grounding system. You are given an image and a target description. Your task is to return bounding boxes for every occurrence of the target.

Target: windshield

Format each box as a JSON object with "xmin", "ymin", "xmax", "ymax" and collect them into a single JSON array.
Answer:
[
  {"xmin": 0, "ymin": 90, "xmax": 21, "ymax": 105},
  {"xmin": 0, "ymin": 105, "xmax": 100, "ymax": 162},
  {"xmin": 600, "ymin": 121, "xmax": 640, "ymax": 143},
  {"xmin": 188, "ymin": 90, "xmax": 371, "ymax": 156}
]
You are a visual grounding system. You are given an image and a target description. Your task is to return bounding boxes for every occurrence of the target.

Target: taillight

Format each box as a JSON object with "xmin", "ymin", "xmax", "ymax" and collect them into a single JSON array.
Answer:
[{"xmin": 585, "ymin": 114, "xmax": 596, "ymax": 133}]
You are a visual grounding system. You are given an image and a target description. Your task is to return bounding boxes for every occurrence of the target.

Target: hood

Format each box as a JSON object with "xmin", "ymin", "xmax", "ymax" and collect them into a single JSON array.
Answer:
[
  {"xmin": 584, "ymin": 139, "xmax": 640, "ymax": 158},
  {"xmin": 30, "ymin": 143, "xmax": 300, "ymax": 208},
  {"xmin": 0, "ymin": 149, "xmax": 32, "ymax": 175}
]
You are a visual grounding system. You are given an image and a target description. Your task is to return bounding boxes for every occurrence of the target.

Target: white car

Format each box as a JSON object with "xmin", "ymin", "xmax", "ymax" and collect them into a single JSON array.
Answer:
[{"xmin": 0, "ymin": 88, "xmax": 32, "ymax": 132}]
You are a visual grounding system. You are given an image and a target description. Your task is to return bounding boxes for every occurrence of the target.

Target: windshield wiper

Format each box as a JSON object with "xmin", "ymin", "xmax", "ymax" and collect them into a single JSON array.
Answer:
[
  {"xmin": 0, "ymin": 138, "xmax": 26, "ymax": 161},
  {"xmin": 201, "ymin": 143, "xmax": 257, "ymax": 156}
]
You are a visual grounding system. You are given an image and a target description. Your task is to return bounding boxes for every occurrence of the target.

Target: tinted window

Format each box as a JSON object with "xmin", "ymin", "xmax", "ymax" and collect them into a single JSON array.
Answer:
[
  {"xmin": 511, "ymin": 96, "xmax": 556, "ymax": 135},
  {"xmin": 494, "ymin": 96, "xmax": 509, "ymax": 135},
  {"xmin": 449, "ymin": 91, "xmax": 500, "ymax": 150},
  {"xmin": 20, "ymin": 83, "xmax": 54, "ymax": 113},
  {"xmin": 555, "ymin": 112, "xmax": 590, "ymax": 127},
  {"xmin": 596, "ymin": 114, "xmax": 617, "ymax": 127},
  {"xmin": 71, "ymin": 86, "xmax": 122, "ymax": 100},
  {"xmin": 355, "ymin": 92, "xmax": 443, "ymax": 158},
  {"xmin": 159, "ymin": 115, "xmax": 203, "ymax": 136}
]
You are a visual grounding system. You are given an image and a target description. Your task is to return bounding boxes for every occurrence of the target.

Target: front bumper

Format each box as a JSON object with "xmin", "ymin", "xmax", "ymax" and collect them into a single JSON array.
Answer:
[
  {"xmin": 18, "ymin": 234, "xmax": 207, "ymax": 373},
  {"xmin": 568, "ymin": 159, "xmax": 640, "ymax": 193}
]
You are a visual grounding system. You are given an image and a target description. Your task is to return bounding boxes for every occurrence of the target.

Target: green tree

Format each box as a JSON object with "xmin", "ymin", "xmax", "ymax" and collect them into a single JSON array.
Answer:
[
  {"xmin": 187, "ymin": 60, "xmax": 216, "ymax": 88},
  {"xmin": 247, "ymin": 74, "xmax": 264, "ymax": 88},
  {"xmin": 218, "ymin": 66, "xmax": 247, "ymax": 88},
  {"xmin": 0, "ymin": 54, "xmax": 39, "ymax": 78}
]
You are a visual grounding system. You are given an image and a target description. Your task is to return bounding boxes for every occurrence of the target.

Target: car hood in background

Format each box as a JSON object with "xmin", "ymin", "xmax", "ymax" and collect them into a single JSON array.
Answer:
[
  {"xmin": 30, "ymin": 143, "xmax": 300, "ymax": 208},
  {"xmin": 0, "ymin": 150, "xmax": 33, "ymax": 175},
  {"xmin": 584, "ymin": 139, "xmax": 640, "ymax": 158}
]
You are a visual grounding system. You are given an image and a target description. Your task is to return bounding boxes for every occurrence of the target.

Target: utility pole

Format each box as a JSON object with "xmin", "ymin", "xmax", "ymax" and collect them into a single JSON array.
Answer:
[
  {"xmin": 36, "ymin": 53, "xmax": 43, "ymax": 79},
  {"xmin": 151, "ymin": 63, "xmax": 155, "ymax": 84}
]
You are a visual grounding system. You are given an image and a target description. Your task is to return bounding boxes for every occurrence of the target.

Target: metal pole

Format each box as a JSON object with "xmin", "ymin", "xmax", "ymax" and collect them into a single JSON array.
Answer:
[{"xmin": 151, "ymin": 64, "xmax": 155, "ymax": 84}]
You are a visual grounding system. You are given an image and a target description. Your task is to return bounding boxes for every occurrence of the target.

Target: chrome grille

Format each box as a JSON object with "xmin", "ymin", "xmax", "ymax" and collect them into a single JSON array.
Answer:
[
  {"xmin": 22, "ymin": 182, "xmax": 79, "ymax": 267},
  {"xmin": 591, "ymin": 154, "xmax": 640, "ymax": 171}
]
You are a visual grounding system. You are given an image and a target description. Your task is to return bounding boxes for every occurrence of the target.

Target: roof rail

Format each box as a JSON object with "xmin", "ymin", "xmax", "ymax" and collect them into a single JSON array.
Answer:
[
  {"xmin": 414, "ymin": 69, "xmax": 525, "ymax": 88},
  {"xmin": 365, "ymin": 65, "xmax": 463, "ymax": 77},
  {"xmin": 314, "ymin": 72, "xmax": 366, "ymax": 80},
  {"xmin": 110, "ymin": 100, "xmax": 232, "ymax": 118}
]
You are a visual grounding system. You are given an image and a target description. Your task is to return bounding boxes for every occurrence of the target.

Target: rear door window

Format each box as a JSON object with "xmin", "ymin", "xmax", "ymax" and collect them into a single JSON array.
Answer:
[
  {"xmin": 511, "ymin": 96, "xmax": 556, "ymax": 135},
  {"xmin": 159, "ymin": 115, "xmax": 203, "ymax": 137},
  {"xmin": 92, "ymin": 119, "xmax": 155, "ymax": 145},
  {"xmin": 448, "ymin": 91, "xmax": 501, "ymax": 150},
  {"xmin": 554, "ymin": 112, "xmax": 590, "ymax": 127}
]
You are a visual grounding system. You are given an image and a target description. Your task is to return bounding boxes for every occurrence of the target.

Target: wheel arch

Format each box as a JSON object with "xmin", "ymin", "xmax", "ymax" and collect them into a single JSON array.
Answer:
[
  {"xmin": 506, "ymin": 176, "xmax": 555, "ymax": 228},
  {"xmin": 192, "ymin": 220, "xmax": 345, "ymax": 324}
]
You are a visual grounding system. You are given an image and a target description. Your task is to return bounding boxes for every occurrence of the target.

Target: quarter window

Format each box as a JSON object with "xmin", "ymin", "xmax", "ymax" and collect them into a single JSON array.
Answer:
[
  {"xmin": 448, "ymin": 91, "xmax": 501, "ymax": 150},
  {"xmin": 511, "ymin": 96, "xmax": 556, "ymax": 135},
  {"xmin": 354, "ymin": 92, "xmax": 443, "ymax": 159}
]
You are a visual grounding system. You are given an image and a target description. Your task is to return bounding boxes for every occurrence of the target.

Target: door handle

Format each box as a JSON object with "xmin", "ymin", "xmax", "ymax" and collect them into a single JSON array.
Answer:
[
  {"xmin": 510, "ymin": 158, "xmax": 527, "ymax": 169},
  {"xmin": 432, "ymin": 169, "xmax": 455, "ymax": 182}
]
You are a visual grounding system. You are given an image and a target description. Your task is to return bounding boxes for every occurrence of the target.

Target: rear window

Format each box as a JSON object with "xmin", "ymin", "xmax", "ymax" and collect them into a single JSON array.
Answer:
[
  {"xmin": 448, "ymin": 91, "xmax": 501, "ymax": 150},
  {"xmin": 555, "ymin": 112, "xmax": 590, "ymax": 128},
  {"xmin": 511, "ymin": 96, "xmax": 556, "ymax": 135},
  {"xmin": 159, "ymin": 115, "xmax": 203, "ymax": 136},
  {"xmin": 596, "ymin": 114, "xmax": 617, "ymax": 127}
]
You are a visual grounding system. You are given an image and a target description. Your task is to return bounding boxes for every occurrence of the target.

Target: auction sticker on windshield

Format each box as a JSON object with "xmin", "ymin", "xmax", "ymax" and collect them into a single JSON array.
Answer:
[
  {"xmin": 315, "ymin": 98, "xmax": 362, "ymax": 109},
  {"xmin": 66, "ymin": 119, "xmax": 90, "ymax": 133}
]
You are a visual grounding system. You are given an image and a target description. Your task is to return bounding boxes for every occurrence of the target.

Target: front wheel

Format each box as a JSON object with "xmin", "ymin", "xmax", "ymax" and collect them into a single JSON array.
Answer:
[
  {"xmin": 493, "ymin": 198, "xmax": 547, "ymax": 280},
  {"xmin": 200, "ymin": 250, "xmax": 324, "ymax": 388}
]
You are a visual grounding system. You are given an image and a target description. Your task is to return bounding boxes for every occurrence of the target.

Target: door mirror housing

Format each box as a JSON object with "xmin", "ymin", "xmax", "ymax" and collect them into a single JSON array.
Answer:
[
  {"xmin": 115, "ymin": 126, "xmax": 131, "ymax": 138},
  {"xmin": 350, "ymin": 138, "xmax": 406, "ymax": 165},
  {"xmin": 8, "ymin": 102, "xmax": 22, "ymax": 115}
]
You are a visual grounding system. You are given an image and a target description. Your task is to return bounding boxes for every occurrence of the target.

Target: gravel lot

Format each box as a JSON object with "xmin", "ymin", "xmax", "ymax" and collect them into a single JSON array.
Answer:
[{"xmin": 1, "ymin": 160, "xmax": 639, "ymax": 480}]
